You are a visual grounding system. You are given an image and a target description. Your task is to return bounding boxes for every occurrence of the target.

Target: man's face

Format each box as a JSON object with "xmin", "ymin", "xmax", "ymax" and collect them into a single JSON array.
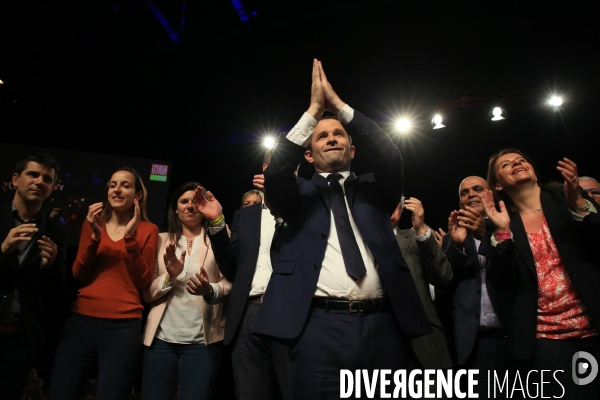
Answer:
[
  {"xmin": 458, "ymin": 176, "xmax": 488, "ymax": 214},
  {"xmin": 12, "ymin": 162, "xmax": 55, "ymax": 205},
  {"xmin": 579, "ymin": 178, "xmax": 600, "ymax": 205},
  {"xmin": 304, "ymin": 119, "xmax": 355, "ymax": 173}
]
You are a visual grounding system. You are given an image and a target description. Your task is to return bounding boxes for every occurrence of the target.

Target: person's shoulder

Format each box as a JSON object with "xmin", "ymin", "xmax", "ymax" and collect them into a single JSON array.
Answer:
[
  {"xmin": 138, "ymin": 221, "xmax": 159, "ymax": 234},
  {"xmin": 158, "ymin": 231, "xmax": 169, "ymax": 240}
]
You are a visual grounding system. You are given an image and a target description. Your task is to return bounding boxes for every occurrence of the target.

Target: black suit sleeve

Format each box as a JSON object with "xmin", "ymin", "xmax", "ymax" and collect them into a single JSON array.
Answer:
[
  {"xmin": 209, "ymin": 212, "xmax": 239, "ymax": 282},
  {"xmin": 347, "ymin": 111, "xmax": 404, "ymax": 215}
]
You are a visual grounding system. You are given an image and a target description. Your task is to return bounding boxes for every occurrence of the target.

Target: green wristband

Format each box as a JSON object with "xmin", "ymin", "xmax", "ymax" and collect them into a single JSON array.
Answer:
[{"xmin": 210, "ymin": 215, "xmax": 225, "ymax": 226}]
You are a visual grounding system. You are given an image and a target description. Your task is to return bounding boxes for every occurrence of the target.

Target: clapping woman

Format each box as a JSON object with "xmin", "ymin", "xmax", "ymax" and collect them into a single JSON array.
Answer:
[
  {"xmin": 49, "ymin": 166, "xmax": 158, "ymax": 400},
  {"xmin": 142, "ymin": 182, "xmax": 231, "ymax": 400},
  {"xmin": 483, "ymin": 149, "xmax": 600, "ymax": 398}
]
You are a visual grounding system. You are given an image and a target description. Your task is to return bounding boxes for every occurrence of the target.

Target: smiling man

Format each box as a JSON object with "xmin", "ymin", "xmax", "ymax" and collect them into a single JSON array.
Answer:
[
  {"xmin": 0, "ymin": 154, "xmax": 67, "ymax": 400},
  {"xmin": 253, "ymin": 60, "xmax": 430, "ymax": 399},
  {"xmin": 442, "ymin": 175, "xmax": 511, "ymax": 396}
]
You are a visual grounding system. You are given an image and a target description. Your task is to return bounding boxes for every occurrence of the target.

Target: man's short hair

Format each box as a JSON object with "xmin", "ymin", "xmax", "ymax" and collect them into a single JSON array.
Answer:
[
  {"xmin": 14, "ymin": 153, "xmax": 60, "ymax": 183},
  {"xmin": 580, "ymin": 176, "xmax": 599, "ymax": 185}
]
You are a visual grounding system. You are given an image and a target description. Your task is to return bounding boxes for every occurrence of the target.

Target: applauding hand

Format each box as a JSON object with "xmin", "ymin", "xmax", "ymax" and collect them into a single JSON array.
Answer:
[
  {"xmin": 164, "ymin": 243, "xmax": 185, "ymax": 282},
  {"xmin": 1, "ymin": 224, "xmax": 38, "ymax": 256},
  {"xmin": 123, "ymin": 199, "xmax": 141, "ymax": 237},
  {"xmin": 87, "ymin": 202, "xmax": 103, "ymax": 240},
  {"xmin": 448, "ymin": 210, "xmax": 467, "ymax": 248},
  {"xmin": 186, "ymin": 267, "xmax": 211, "ymax": 296},
  {"xmin": 557, "ymin": 157, "xmax": 587, "ymax": 212},
  {"xmin": 481, "ymin": 190, "xmax": 511, "ymax": 236}
]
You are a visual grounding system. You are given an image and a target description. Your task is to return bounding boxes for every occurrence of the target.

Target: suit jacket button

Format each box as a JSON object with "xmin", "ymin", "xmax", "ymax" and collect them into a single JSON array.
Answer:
[
  {"xmin": 313, "ymin": 263, "xmax": 319, "ymax": 270},
  {"xmin": 320, "ymin": 233, "xmax": 326, "ymax": 239},
  {"xmin": 247, "ymin": 281, "xmax": 251, "ymax": 286}
]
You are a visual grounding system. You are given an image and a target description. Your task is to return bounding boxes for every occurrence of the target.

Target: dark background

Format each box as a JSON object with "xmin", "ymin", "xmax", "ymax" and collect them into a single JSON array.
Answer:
[
  {"xmin": 1, "ymin": 1, "xmax": 599, "ymax": 396},
  {"xmin": 1, "ymin": 1, "xmax": 598, "ymax": 230}
]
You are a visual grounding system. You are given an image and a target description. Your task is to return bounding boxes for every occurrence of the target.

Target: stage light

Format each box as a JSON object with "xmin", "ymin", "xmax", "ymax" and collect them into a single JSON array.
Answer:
[
  {"xmin": 395, "ymin": 118, "xmax": 411, "ymax": 133},
  {"xmin": 0, "ymin": 79, "xmax": 4, "ymax": 84},
  {"xmin": 432, "ymin": 114, "xmax": 445, "ymax": 129},
  {"xmin": 549, "ymin": 96, "xmax": 563, "ymax": 107},
  {"xmin": 491, "ymin": 107, "xmax": 505, "ymax": 121},
  {"xmin": 263, "ymin": 137, "xmax": 276, "ymax": 149}
]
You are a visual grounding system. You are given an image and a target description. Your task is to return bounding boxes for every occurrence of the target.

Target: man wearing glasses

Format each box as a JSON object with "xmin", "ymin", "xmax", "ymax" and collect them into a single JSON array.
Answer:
[{"xmin": 579, "ymin": 176, "xmax": 600, "ymax": 205}]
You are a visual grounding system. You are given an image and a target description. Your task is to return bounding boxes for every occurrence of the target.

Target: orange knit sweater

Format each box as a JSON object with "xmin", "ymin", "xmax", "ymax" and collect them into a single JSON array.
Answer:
[{"xmin": 71, "ymin": 220, "xmax": 158, "ymax": 319}]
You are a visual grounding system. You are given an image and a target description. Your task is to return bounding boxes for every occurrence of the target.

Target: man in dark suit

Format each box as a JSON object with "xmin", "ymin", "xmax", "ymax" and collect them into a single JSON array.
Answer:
[
  {"xmin": 442, "ymin": 175, "xmax": 511, "ymax": 396},
  {"xmin": 196, "ymin": 149, "xmax": 292, "ymax": 400},
  {"xmin": 390, "ymin": 197, "xmax": 453, "ymax": 370},
  {"xmin": 0, "ymin": 153, "xmax": 67, "ymax": 400},
  {"xmin": 252, "ymin": 59, "xmax": 430, "ymax": 399}
]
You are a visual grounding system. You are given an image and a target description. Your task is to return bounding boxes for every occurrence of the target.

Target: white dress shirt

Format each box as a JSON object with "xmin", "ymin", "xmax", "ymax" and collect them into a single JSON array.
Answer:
[
  {"xmin": 286, "ymin": 106, "xmax": 384, "ymax": 300},
  {"xmin": 249, "ymin": 206, "xmax": 278, "ymax": 297}
]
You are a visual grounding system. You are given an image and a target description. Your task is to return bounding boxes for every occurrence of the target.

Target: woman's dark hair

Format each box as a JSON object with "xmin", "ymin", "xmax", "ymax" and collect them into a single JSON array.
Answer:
[
  {"xmin": 486, "ymin": 148, "xmax": 542, "ymax": 215},
  {"xmin": 167, "ymin": 182, "xmax": 209, "ymax": 246},
  {"xmin": 100, "ymin": 166, "xmax": 149, "ymax": 223}
]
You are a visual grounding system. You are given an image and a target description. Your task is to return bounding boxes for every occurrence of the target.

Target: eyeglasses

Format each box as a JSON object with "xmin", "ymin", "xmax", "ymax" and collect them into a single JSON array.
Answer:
[{"xmin": 586, "ymin": 189, "xmax": 600, "ymax": 198}]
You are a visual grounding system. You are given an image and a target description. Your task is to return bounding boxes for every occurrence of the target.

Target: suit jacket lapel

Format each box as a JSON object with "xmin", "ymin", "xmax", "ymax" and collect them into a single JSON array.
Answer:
[
  {"xmin": 249, "ymin": 203, "xmax": 262, "ymax": 251},
  {"xmin": 465, "ymin": 234, "xmax": 481, "ymax": 277},
  {"xmin": 397, "ymin": 229, "xmax": 413, "ymax": 258},
  {"xmin": 510, "ymin": 213, "xmax": 537, "ymax": 275},
  {"xmin": 541, "ymin": 189, "xmax": 571, "ymax": 266},
  {"xmin": 312, "ymin": 174, "xmax": 332, "ymax": 210}
]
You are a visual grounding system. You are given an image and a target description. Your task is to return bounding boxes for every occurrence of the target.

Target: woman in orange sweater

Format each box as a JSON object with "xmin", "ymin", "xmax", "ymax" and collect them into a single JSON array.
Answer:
[{"xmin": 48, "ymin": 166, "xmax": 158, "ymax": 400}]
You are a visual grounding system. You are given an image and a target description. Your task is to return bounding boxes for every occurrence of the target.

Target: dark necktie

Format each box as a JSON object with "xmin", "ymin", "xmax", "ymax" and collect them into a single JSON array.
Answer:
[{"xmin": 328, "ymin": 173, "xmax": 366, "ymax": 280}]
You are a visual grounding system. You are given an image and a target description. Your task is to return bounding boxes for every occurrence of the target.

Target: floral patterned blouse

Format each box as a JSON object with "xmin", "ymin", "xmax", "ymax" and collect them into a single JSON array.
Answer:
[{"xmin": 528, "ymin": 218, "xmax": 596, "ymax": 339}]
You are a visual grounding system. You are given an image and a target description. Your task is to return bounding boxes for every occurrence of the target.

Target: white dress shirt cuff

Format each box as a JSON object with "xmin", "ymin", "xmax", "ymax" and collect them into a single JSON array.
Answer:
[
  {"xmin": 208, "ymin": 221, "xmax": 226, "ymax": 235},
  {"xmin": 286, "ymin": 105, "xmax": 355, "ymax": 148},
  {"xmin": 413, "ymin": 228, "xmax": 431, "ymax": 242},
  {"xmin": 286, "ymin": 112, "xmax": 318, "ymax": 147},
  {"xmin": 337, "ymin": 104, "xmax": 354, "ymax": 125},
  {"xmin": 569, "ymin": 200, "xmax": 597, "ymax": 221}
]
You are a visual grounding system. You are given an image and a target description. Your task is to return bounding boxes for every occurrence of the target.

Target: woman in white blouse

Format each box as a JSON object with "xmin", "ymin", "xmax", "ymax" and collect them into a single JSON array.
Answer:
[{"xmin": 142, "ymin": 182, "xmax": 231, "ymax": 400}]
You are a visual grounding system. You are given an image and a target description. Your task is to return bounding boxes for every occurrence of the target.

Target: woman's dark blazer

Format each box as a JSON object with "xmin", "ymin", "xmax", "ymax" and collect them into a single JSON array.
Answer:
[{"xmin": 487, "ymin": 186, "xmax": 600, "ymax": 361}]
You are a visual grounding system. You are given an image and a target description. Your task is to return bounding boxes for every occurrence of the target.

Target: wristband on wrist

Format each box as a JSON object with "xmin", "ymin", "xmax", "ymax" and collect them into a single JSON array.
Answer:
[
  {"xmin": 210, "ymin": 215, "xmax": 225, "ymax": 227},
  {"xmin": 494, "ymin": 231, "xmax": 511, "ymax": 240}
]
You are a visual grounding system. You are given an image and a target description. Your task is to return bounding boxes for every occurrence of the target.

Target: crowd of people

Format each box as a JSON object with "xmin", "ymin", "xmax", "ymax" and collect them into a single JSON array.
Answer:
[{"xmin": 1, "ymin": 60, "xmax": 599, "ymax": 400}]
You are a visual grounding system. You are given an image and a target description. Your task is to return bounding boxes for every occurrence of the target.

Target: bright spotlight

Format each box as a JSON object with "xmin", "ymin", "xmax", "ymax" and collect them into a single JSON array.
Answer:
[
  {"xmin": 396, "ymin": 118, "xmax": 411, "ymax": 132},
  {"xmin": 0, "ymin": 79, "xmax": 4, "ymax": 85},
  {"xmin": 549, "ymin": 96, "xmax": 563, "ymax": 107},
  {"xmin": 491, "ymin": 107, "xmax": 505, "ymax": 121},
  {"xmin": 432, "ymin": 114, "xmax": 445, "ymax": 129},
  {"xmin": 263, "ymin": 137, "xmax": 276, "ymax": 149}
]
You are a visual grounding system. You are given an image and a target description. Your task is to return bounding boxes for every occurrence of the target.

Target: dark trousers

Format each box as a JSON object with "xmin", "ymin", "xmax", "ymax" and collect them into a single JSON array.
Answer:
[
  {"xmin": 48, "ymin": 313, "xmax": 141, "ymax": 400},
  {"xmin": 527, "ymin": 336, "xmax": 600, "ymax": 399},
  {"xmin": 290, "ymin": 307, "xmax": 410, "ymax": 400},
  {"xmin": 0, "ymin": 333, "xmax": 31, "ymax": 400},
  {"xmin": 230, "ymin": 304, "xmax": 292, "ymax": 400},
  {"xmin": 460, "ymin": 334, "xmax": 511, "ymax": 399},
  {"xmin": 142, "ymin": 338, "xmax": 222, "ymax": 400}
]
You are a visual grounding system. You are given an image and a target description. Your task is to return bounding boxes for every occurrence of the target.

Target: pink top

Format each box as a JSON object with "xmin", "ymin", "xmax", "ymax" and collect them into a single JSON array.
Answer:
[{"xmin": 528, "ymin": 218, "xmax": 596, "ymax": 339}]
